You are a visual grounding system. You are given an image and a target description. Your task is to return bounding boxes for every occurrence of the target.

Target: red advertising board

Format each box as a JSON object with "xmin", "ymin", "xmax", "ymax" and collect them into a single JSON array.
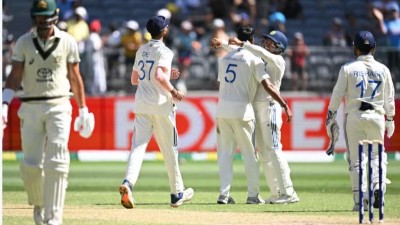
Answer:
[{"xmin": 3, "ymin": 95, "xmax": 400, "ymax": 152}]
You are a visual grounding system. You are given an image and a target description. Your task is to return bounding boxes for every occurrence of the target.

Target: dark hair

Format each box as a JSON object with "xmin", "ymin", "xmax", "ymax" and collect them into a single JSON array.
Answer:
[{"xmin": 237, "ymin": 25, "xmax": 254, "ymax": 42}]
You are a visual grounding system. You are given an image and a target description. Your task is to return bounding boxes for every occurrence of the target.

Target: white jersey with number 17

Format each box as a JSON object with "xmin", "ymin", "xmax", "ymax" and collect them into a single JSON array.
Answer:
[{"xmin": 133, "ymin": 39, "xmax": 174, "ymax": 116}]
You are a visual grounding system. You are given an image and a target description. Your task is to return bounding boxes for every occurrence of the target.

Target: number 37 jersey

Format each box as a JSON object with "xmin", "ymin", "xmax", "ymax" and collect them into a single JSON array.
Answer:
[
  {"xmin": 329, "ymin": 55, "xmax": 395, "ymax": 118},
  {"xmin": 133, "ymin": 39, "xmax": 174, "ymax": 115}
]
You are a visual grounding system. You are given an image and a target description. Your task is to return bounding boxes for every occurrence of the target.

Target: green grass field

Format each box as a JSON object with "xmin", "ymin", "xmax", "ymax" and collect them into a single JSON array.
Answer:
[{"xmin": 3, "ymin": 160, "xmax": 400, "ymax": 225}]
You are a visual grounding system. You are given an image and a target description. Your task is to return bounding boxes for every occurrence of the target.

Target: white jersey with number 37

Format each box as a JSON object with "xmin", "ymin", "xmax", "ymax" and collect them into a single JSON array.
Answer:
[{"xmin": 133, "ymin": 39, "xmax": 174, "ymax": 116}]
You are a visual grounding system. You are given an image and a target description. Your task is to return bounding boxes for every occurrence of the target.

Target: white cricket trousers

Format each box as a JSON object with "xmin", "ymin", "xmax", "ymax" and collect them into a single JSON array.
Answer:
[
  {"xmin": 125, "ymin": 111, "xmax": 184, "ymax": 194},
  {"xmin": 18, "ymin": 101, "xmax": 72, "ymax": 224},
  {"xmin": 253, "ymin": 101, "xmax": 294, "ymax": 197},
  {"xmin": 216, "ymin": 118, "xmax": 260, "ymax": 198},
  {"xmin": 345, "ymin": 110, "xmax": 387, "ymax": 204}
]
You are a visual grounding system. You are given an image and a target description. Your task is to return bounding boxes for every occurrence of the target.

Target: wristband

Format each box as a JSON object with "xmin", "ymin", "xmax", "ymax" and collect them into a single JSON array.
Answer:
[{"xmin": 2, "ymin": 88, "xmax": 15, "ymax": 105}]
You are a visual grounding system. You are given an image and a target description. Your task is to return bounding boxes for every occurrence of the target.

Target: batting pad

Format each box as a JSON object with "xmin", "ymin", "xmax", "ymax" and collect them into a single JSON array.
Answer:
[
  {"xmin": 43, "ymin": 142, "xmax": 70, "ymax": 224},
  {"xmin": 20, "ymin": 162, "xmax": 44, "ymax": 206},
  {"xmin": 43, "ymin": 171, "xmax": 68, "ymax": 224}
]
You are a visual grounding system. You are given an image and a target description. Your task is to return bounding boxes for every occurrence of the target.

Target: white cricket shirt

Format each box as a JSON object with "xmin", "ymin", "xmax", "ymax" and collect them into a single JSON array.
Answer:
[
  {"xmin": 12, "ymin": 26, "xmax": 79, "ymax": 99},
  {"xmin": 216, "ymin": 47, "xmax": 270, "ymax": 120},
  {"xmin": 242, "ymin": 42, "xmax": 286, "ymax": 102},
  {"xmin": 133, "ymin": 39, "xmax": 174, "ymax": 115},
  {"xmin": 328, "ymin": 55, "xmax": 395, "ymax": 118}
]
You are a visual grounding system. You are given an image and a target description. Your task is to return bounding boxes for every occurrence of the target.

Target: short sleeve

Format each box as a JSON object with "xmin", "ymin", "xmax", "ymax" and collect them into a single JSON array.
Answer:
[
  {"xmin": 253, "ymin": 57, "xmax": 270, "ymax": 83},
  {"xmin": 157, "ymin": 48, "xmax": 173, "ymax": 68},
  {"xmin": 11, "ymin": 36, "xmax": 26, "ymax": 62},
  {"xmin": 66, "ymin": 36, "xmax": 81, "ymax": 63}
]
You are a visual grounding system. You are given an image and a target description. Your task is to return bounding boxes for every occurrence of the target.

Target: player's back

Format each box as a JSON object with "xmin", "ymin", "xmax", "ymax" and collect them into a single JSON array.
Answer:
[
  {"xmin": 216, "ymin": 48, "xmax": 266, "ymax": 120},
  {"xmin": 133, "ymin": 39, "xmax": 174, "ymax": 115},
  {"xmin": 342, "ymin": 55, "xmax": 391, "ymax": 113}
]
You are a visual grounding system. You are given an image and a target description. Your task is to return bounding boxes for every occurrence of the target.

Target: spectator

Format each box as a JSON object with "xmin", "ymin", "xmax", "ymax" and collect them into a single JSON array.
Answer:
[
  {"xmin": 280, "ymin": 0, "xmax": 303, "ymax": 20},
  {"xmin": 370, "ymin": 0, "xmax": 400, "ymax": 19},
  {"xmin": 121, "ymin": 20, "xmax": 143, "ymax": 92},
  {"xmin": 67, "ymin": 6, "xmax": 89, "ymax": 53},
  {"xmin": 268, "ymin": 11, "xmax": 286, "ymax": 32},
  {"xmin": 85, "ymin": 19, "xmax": 107, "ymax": 95},
  {"xmin": 323, "ymin": 17, "xmax": 347, "ymax": 47},
  {"xmin": 173, "ymin": 20, "xmax": 197, "ymax": 93},
  {"xmin": 104, "ymin": 22, "xmax": 123, "ymax": 81},
  {"xmin": 287, "ymin": 32, "xmax": 309, "ymax": 91},
  {"xmin": 230, "ymin": 0, "xmax": 257, "ymax": 25},
  {"xmin": 56, "ymin": 0, "xmax": 79, "ymax": 21},
  {"xmin": 373, "ymin": 3, "xmax": 400, "ymax": 89}
]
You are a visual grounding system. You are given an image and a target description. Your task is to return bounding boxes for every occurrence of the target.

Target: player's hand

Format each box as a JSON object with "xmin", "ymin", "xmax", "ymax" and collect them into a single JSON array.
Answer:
[
  {"xmin": 170, "ymin": 68, "xmax": 180, "ymax": 80},
  {"xmin": 171, "ymin": 89, "xmax": 184, "ymax": 101},
  {"xmin": 228, "ymin": 37, "xmax": 243, "ymax": 46},
  {"xmin": 385, "ymin": 120, "xmax": 395, "ymax": 138},
  {"xmin": 2, "ymin": 104, "xmax": 8, "ymax": 130},
  {"xmin": 211, "ymin": 38, "xmax": 222, "ymax": 49},
  {"xmin": 74, "ymin": 107, "xmax": 95, "ymax": 138},
  {"xmin": 283, "ymin": 106, "xmax": 292, "ymax": 123}
]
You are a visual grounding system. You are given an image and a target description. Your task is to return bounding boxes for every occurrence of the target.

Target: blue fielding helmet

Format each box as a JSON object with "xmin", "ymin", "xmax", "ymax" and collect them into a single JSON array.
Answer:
[{"xmin": 262, "ymin": 30, "xmax": 288, "ymax": 53}]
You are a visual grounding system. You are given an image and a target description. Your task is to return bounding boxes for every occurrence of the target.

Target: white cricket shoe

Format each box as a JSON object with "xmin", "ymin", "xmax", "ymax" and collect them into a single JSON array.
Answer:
[
  {"xmin": 246, "ymin": 194, "xmax": 265, "ymax": 204},
  {"xmin": 264, "ymin": 195, "xmax": 281, "ymax": 204},
  {"xmin": 170, "ymin": 188, "xmax": 194, "ymax": 208},
  {"xmin": 119, "ymin": 180, "xmax": 134, "ymax": 209},
  {"xmin": 272, "ymin": 192, "xmax": 299, "ymax": 204},
  {"xmin": 33, "ymin": 206, "xmax": 44, "ymax": 225}
]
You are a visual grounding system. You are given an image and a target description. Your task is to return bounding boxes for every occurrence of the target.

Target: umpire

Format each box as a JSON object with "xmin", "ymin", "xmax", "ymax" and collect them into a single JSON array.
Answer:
[{"xmin": 326, "ymin": 31, "xmax": 395, "ymax": 211}]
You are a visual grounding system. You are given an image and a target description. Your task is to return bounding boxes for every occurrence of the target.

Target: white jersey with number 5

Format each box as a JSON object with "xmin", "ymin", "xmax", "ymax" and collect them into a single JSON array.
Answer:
[
  {"xmin": 216, "ymin": 47, "xmax": 269, "ymax": 120},
  {"xmin": 328, "ymin": 55, "xmax": 395, "ymax": 117},
  {"xmin": 133, "ymin": 39, "xmax": 174, "ymax": 116}
]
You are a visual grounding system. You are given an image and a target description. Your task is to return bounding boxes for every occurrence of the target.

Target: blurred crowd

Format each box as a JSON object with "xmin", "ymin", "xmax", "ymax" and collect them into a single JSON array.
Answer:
[{"xmin": 3, "ymin": 0, "xmax": 400, "ymax": 94}]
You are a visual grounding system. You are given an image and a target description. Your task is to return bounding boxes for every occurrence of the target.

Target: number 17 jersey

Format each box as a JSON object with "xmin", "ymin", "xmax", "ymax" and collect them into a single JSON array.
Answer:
[
  {"xmin": 329, "ymin": 55, "xmax": 395, "ymax": 118},
  {"xmin": 133, "ymin": 39, "xmax": 174, "ymax": 116}
]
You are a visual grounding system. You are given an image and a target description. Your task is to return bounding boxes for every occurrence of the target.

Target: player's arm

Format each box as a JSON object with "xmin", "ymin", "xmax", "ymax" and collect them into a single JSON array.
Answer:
[
  {"xmin": 328, "ymin": 66, "xmax": 347, "ymax": 112},
  {"xmin": 253, "ymin": 58, "xmax": 292, "ymax": 122},
  {"xmin": 211, "ymin": 38, "xmax": 237, "ymax": 52},
  {"xmin": 242, "ymin": 41, "xmax": 281, "ymax": 65},
  {"xmin": 131, "ymin": 70, "xmax": 139, "ymax": 85},
  {"xmin": 383, "ymin": 68, "xmax": 395, "ymax": 120},
  {"xmin": 67, "ymin": 62, "xmax": 86, "ymax": 108},
  {"xmin": 155, "ymin": 66, "xmax": 184, "ymax": 101},
  {"xmin": 260, "ymin": 79, "xmax": 292, "ymax": 122},
  {"xmin": 384, "ymin": 68, "xmax": 395, "ymax": 138}
]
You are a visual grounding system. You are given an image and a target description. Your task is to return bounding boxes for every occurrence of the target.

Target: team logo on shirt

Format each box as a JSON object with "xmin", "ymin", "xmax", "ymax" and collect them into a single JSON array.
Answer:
[
  {"xmin": 36, "ymin": 68, "xmax": 54, "ymax": 82},
  {"xmin": 29, "ymin": 58, "xmax": 35, "ymax": 65}
]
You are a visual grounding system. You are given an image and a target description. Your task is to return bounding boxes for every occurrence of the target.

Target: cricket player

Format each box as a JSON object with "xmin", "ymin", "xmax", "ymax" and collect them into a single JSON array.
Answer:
[
  {"xmin": 213, "ymin": 30, "xmax": 299, "ymax": 204},
  {"xmin": 326, "ymin": 31, "xmax": 395, "ymax": 211},
  {"xmin": 215, "ymin": 26, "xmax": 292, "ymax": 204},
  {"xmin": 1, "ymin": 0, "xmax": 95, "ymax": 224},
  {"xmin": 119, "ymin": 15, "xmax": 194, "ymax": 209}
]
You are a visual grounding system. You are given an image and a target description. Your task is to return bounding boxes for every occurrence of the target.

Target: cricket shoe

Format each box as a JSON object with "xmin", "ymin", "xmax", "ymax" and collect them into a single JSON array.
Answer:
[
  {"xmin": 264, "ymin": 195, "xmax": 281, "ymax": 204},
  {"xmin": 272, "ymin": 192, "xmax": 299, "ymax": 204},
  {"xmin": 217, "ymin": 195, "xmax": 235, "ymax": 204},
  {"xmin": 246, "ymin": 194, "xmax": 265, "ymax": 204},
  {"xmin": 33, "ymin": 206, "xmax": 44, "ymax": 225},
  {"xmin": 170, "ymin": 188, "xmax": 194, "ymax": 208},
  {"xmin": 373, "ymin": 190, "xmax": 385, "ymax": 209},
  {"xmin": 119, "ymin": 179, "xmax": 134, "ymax": 209}
]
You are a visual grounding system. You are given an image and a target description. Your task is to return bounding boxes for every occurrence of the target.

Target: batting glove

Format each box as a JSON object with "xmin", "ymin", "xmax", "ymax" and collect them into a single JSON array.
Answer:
[
  {"xmin": 325, "ymin": 110, "xmax": 337, "ymax": 139},
  {"xmin": 74, "ymin": 107, "xmax": 95, "ymax": 138},
  {"xmin": 326, "ymin": 122, "xmax": 339, "ymax": 156},
  {"xmin": 385, "ymin": 120, "xmax": 394, "ymax": 138}
]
